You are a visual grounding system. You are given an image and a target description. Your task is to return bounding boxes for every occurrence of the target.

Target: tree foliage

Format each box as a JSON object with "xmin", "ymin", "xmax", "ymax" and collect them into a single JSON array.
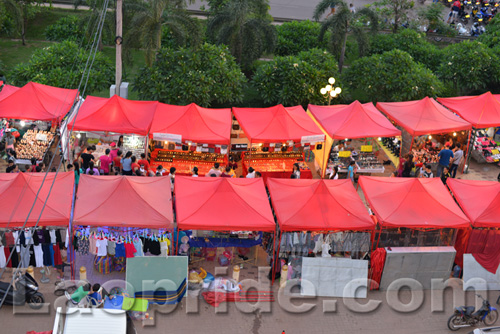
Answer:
[
  {"xmin": 370, "ymin": 0, "xmax": 414, "ymax": 33},
  {"xmin": 343, "ymin": 49, "xmax": 443, "ymax": 102},
  {"xmin": 314, "ymin": 0, "xmax": 379, "ymax": 73},
  {"xmin": 1, "ymin": 0, "xmax": 44, "ymax": 45},
  {"xmin": 133, "ymin": 43, "xmax": 246, "ymax": 107},
  {"xmin": 478, "ymin": 15, "xmax": 500, "ymax": 48},
  {"xmin": 368, "ymin": 29, "xmax": 444, "ymax": 71},
  {"xmin": 207, "ymin": 0, "xmax": 276, "ymax": 69},
  {"xmin": 44, "ymin": 16, "xmax": 83, "ymax": 42},
  {"xmin": 8, "ymin": 40, "xmax": 114, "ymax": 94},
  {"xmin": 275, "ymin": 20, "xmax": 324, "ymax": 56},
  {"xmin": 436, "ymin": 41, "xmax": 500, "ymax": 95},
  {"xmin": 253, "ymin": 48, "xmax": 342, "ymax": 106},
  {"xmin": 127, "ymin": 0, "xmax": 200, "ymax": 66}
]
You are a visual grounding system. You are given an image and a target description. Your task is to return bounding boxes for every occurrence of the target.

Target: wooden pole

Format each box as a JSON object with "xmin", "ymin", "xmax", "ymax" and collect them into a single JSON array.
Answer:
[
  {"xmin": 462, "ymin": 129, "xmax": 473, "ymax": 174},
  {"xmin": 115, "ymin": 0, "xmax": 123, "ymax": 97}
]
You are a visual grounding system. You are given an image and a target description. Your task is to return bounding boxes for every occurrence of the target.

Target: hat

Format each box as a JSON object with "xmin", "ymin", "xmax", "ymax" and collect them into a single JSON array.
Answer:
[
  {"xmin": 110, "ymin": 142, "xmax": 116, "ymax": 147},
  {"xmin": 445, "ymin": 142, "xmax": 451, "ymax": 147}
]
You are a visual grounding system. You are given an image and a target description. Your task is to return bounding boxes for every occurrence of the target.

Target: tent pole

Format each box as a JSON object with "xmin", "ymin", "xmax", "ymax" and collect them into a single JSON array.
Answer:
[
  {"xmin": 272, "ymin": 230, "xmax": 282, "ymax": 286},
  {"xmin": 321, "ymin": 138, "xmax": 328, "ymax": 179},
  {"xmin": 463, "ymin": 128, "xmax": 474, "ymax": 174},
  {"xmin": 375, "ymin": 227, "xmax": 382, "ymax": 250},
  {"xmin": 175, "ymin": 228, "xmax": 180, "ymax": 256},
  {"xmin": 68, "ymin": 181, "xmax": 77, "ymax": 280}
]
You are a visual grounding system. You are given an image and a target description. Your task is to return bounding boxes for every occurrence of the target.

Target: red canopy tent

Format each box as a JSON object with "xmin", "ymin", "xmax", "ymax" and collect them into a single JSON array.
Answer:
[
  {"xmin": 0, "ymin": 84, "xmax": 20, "ymax": 102},
  {"xmin": 151, "ymin": 103, "xmax": 231, "ymax": 145},
  {"xmin": 267, "ymin": 178, "xmax": 375, "ymax": 232},
  {"xmin": 358, "ymin": 176, "xmax": 470, "ymax": 229},
  {"xmin": 0, "ymin": 172, "xmax": 74, "ymax": 227},
  {"xmin": 438, "ymin": 92, "xmax": 500, "ymax": 129},
  {"xmin": 447, "ymin": 178, "xmax": 500, "ymax": 228},
  {"xmin": 73, "ymin": 175, "xmax": 173, "ymax": 228},
  {"xmin": 376, "ymin": 97, "xmax": 472, "ymax": 137},
  {"xmin": 175, "ymin": 176, "xmax": 275, "ymax": 231},
  {"xmin": 69, "ymin": 95, "xmax": 158, "ymax": 135},
  {"xmin": 232, "ymin": 105, "xmax": 323, "ymax": 143},
  {"xmin": 0, "ymin": 82, "xmax": 78, "ymax": 122},
  {"xmin": 308, "ymin": 101, "xmax": 401, "ymax": 140}
]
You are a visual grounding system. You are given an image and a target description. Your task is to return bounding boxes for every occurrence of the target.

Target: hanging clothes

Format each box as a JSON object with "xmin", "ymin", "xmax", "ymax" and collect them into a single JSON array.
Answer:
[
  {"xmin": 148, "ymin": 239, "xmax": 161, "ymax": 256},
  {"xmin": 12, "ymin": 231, "xmax": 20, "ymax": 253},
  {"xmin": 29, "ymin": 245, "xmax": 36, "ymax": 267},
  {"xmin": 33, "ymin": 244, "xmax": 44, "ymax": 268},
  {"xmin": 96, "ymin": 238, "xmax": 108, "ymax": 257},
  {"xmin": 4, "ymin": 246, "xmax": 11, "ymax": 268},
  {"xmin": 49, "ymin": 229, "xmax": 57, "ymax": 244},
  {"xmin": 124, "ymin": 242, "xmax": 137, "ymax": 258},
  {"xmin": 53, "ymin": 244, "xmax": 62, "ymax": 266},
  {"xmin": 115, "ymin": 242, "xmax": 126, "ymax": 258},
  {"xmin": 20, "ymin": 246, "xmax": 30, "ymax": 268},
  {"xmin": 42, "ymin": 244, "xmax": 52, "ymax": 266},
  {"xmin": 5, "ymin": 232, "xmax": 14, "ymax": 246},
  {"xmin": 89, "ymin": 235, "xmax": 97, "ymax": 255},
  {"xmin": 133, "ymin": 239, "xmax": 143, "ymax": 257},
  {"xmin": 36, "ymin": 230, "xmax": 45, "ymax": 244},
  {"xmin": 0, "ymin": 246, "xmax": 6, "ymax": 268},
  {"xmin": 10, "ymin": 246, "xmax": 19, "ymax": 268},
  {"xmin": 107, "ymin": 240, "xmax": 116, "ymax": 256},
  {"xmin": 160, "ymin": 239, "xmax": 170, "ymax": 257}
]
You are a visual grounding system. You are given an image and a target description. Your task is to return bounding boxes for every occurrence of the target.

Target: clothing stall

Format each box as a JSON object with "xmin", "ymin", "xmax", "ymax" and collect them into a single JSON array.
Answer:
[{"xmin": 267, "ymin": 178, "xmax": 376, "ymax": 297}]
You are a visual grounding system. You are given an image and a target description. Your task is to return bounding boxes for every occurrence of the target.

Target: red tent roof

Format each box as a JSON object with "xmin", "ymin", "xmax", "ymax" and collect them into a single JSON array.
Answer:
[
  {"xmin": 232, "ymin": 105, "xmax": 323, "ymax": 143},
  {"xmin": 437, "ymin": 92, "xmax": 500, "ymax": 129},
  {"xmin": 376, "ymin": 97, "xmax": 472, "ymax": 136},
  {"xmin": 74, "ymin": 175, "xmax": 173, "ymax": 228},
  {"xmin": 308, "ymin": 101, "xmax": 401, "ymax": 139},
  {"xmin": 70, "ymin": 95, "xmax": 158, "ymax": 135},
  {"xmin": 447, "ymin": 179, "xmax": 500, "ymax": 228},
  {"xmin": 0, "ymin": 84, "xmax": 20, "ymax": 102},
  {"xmin": 0, "ymin": 172, "xmax": 74, "ymax": 227},
  {"xmin": 175, "ymin": 176, "xmax": 275, "ymax": 232},
  {"xmin": 358, "ymin": 176, "xmax": 470, "ymax": 229},
  {"xmin": 0, "ymin": 82, "xmax": 78, "ymax": 122},
  {"xmin": 267, "ymin": 178, "xmax": 375, "ymax": 232},
  {"xmin": 151, "ymin": 103, "xmax": 231, "ymax": 144}
]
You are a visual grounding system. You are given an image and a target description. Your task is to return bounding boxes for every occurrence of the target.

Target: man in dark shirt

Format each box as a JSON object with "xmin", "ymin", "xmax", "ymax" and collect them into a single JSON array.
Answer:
[
  {"xmin": 437, "ymin": 144, "xmax": 453, "ymax": 178},
  {"xmin": 80, "ymin": 146, "xmax": 95, "ymax": 170},
  {"xmin": 441, "ymin": 166, "xmax": 451, "ymax": 185},
  {"xmin": 5, "ymin": 160, "xmax": 16, "ymax": 173}
]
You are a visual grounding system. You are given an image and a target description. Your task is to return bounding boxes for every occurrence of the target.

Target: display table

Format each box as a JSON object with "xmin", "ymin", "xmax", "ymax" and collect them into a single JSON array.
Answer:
[
  {"xmin": 16, "ymin": 129, "xmax": 55, "ymax": 165},
  {"xmin": 150, "ymin": 149, "xmax": 227, "ymax": 175},
  {"xmin": 330, "ymin": 150, "xmax": 385, "ymax": 175},
  {"xmin": 242, "ymin": 151, "xmax": 312, "ymax": 180}
]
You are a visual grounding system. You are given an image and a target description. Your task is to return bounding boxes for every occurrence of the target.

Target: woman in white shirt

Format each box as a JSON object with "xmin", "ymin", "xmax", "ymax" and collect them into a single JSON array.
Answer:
[
  {"xmin": 246, "ymin": 167, "xmax": 256, "ymax": 178},
  {"xmin": 329, "ymin": 166, "xmax": 339, "ymax": 180},
  {"xmin": 192, "ymin": 166, "xmax": 199, "ymax": 177},
  {"xmin": 292, "ymin": 163, "xmax": 301, "ymax": 179}
]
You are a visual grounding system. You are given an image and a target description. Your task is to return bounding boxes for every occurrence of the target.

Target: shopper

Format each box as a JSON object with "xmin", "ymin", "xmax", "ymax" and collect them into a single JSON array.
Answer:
[
  {"xmin": 437, "ymin": 144, "xmax": 454, "ymax": 178},
  {"xmin": 450, "ymin": 144, "xmax": 463, "ymax": 178},
  {"xmin": 401, "ymin": 154, "xmax": 414, "ymax": 177},
  {"xmin": 169, "ymin": 167, "xmax": 176, "ymax": 192},
  {"xmin": 121, "ymin": 151, "xmax": 133, "ymax": 175},
  {"xmin": 348, "ymin": 161, "xmax": 356, "ymax": 183},
  {"xmin": 206, "ymin": 163, "xmax": 221, "ymax": 177},
  {"xmin": 131, "ymin": 156, "xmax": 140, "ymax": 173},
  {"xmin": 109, "ymin": 142, "xmax": 119, "ymax": 161},
  {"xmin": 156, "ymin": 165, "xmax": 166, "ymax": 176},
  {"xmin": 29, "ymin": 157, "xmax": 37, "ymax": 172},
  {"xmin": 99, "ymin": 149, "xmax": 112, "ymax": 175},
  {"xmin": 192, "ymin": 166, "xmax": 199, "ymax": 177},
  {"xmin": 221, "ymin": 166, "xmax": 232, "ymax": 177},
  {"xmin": 292, "ymin": 163, "xmax": 301, "ymax": 179},
  {"xmin": 441, "ymin": 166, "xmax": 451, "ymax": 185},
  {"xmin": 73, "ymin": 162, "xmax": 82, "ymax": 187},
  {"xmin": 228, "ymin": 155, "xmax": 238, "ymax": 171},
  {"xmin": 5, "ymin": 160, "xmax": 15, "ymax": 173},
  {"xmin": 329, "ymin": 166, "xmax": 339, "ymax": 180},
  {"xmin": 113, "ymin": 150, "xmax": 123, "ymax": 173},
  {"xmin": 117, "ymin": 136, "xmax": 124, "ymax": 149},
  {"xmin": 246, "ymin": 167, "xmax": 256, "ymax": 178},
  {"xmin": 86, "ymin": 161, "xmax": 100, "ymax": 175},
  {"xmin": 80, "ymin": 146, "xmax": 95, "ymax": 170},
  {"xmin": 138, "ymin": 153, "xmax": 150, "ymax": 171},
  {"xmin": 255, "ymin": 171, "xmax": 262, "ymax": 178},
  {"xmin": 423, "ymin": 164, "xmax": 433, "ymax": 178}
]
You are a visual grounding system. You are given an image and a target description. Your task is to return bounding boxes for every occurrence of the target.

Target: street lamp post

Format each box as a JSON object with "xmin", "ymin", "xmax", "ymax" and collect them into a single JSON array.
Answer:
[{"xmin": 320, "ymin": 77, "xmax": 342, "ymax": 105}]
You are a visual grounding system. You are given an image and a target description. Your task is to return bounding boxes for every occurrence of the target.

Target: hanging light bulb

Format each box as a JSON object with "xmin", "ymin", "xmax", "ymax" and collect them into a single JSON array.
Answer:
[
  {"xmin": 20, "ymin": 120, "xmax": 26, "ymax": 127},
  {"xmin": 378, "ymin": 137, "xmax": 382, "ymax": 141},
  {"xmin": 428, "ymin": 135, "xmax": 432, "ymax": 140},
  {"xmin": 325, "ymin": 85, "xmax": 332, "ymax": 91},
  {"xmin": 328, "ymin": 77, "xmax": 335, "ymax": 85},
  {"xmin": 330, "ymin": 91, "xmax": 336, "ymax": 97},
  {"xmin": 76, "ymin": 133, "xmax": 81, "ymax": 139},
  {"xmin": 334, "ymin": 87, "xmax": 342, "ymax": 94},
  {"xmin": 320, "ymin": 88, "xmax": 327, "ymax": 95}
]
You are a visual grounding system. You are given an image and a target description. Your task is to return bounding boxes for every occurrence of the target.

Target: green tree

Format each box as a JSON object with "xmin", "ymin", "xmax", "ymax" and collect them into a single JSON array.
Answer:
[
  {"xmin": 370, "ymin": 0, "xmax": 414, "ymax": 33},
  {"xmin": 1, "ymin": 0, "xmax": 44, "ymax": 45},
  {"xmin": 45, "ymin": 16, "xmax": 83, "ymax": 42},
  {"xmin": 127, "ymin": 0, "xmax": 200, "ymax": 66},
  {"xmin": 253, "ymin": 48, "xmax": 342, "ymax": 106},
  {"xmin": 436, "ymin": 41, "xmax": 500, "ymax": 95},
  {"xmin": 368, "ymin": 29, "xmax": 444, "ymax": 71},
  {"xmin": 343, "ymin": 49, "xmax": 444, "ymax": 102},
  {"xmin": 275, "ymin": 20, "xmax": 324, "ymax": 56},
  {"xmin": 478, "ymin": 16, "xmax": 500, "ymax": 48},
  {"xmin": 313, "ymin": 0, "xmax": 378, "ymax": 73},
  {"xmin": 207, "ymin": 0, "xmax": 276, "ymax": 70},
  {"xmin": 8, "ymin": 40, "xmax": 114, "ymax": 94},
  {"xmin": 133, "ymin": 43, "xmax": 246, "ymax": 106}
]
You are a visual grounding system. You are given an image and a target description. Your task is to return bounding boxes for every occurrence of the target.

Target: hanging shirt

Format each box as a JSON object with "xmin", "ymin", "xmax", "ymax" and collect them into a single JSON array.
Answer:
[
  {"xmin": 321, "ymin": 243, "xmax": 331, "ymax": 257},
  {"xmin": 33, "ymin": 244, "xmax": 44, "ymax": 268},
  {"xmin": 107, "ymin": 240, "xmax": 116, "ymax": 256},
  {"xmin": 160, "ymin": 239, "xmax": 171, "ymax": 257},
  {"xmin": 12, "ymin": 231, "xmax": 20, "ymax": 252},
  {"xmin": 133, "ymin": 239, "xmax": 143, "ymax": 257},
  {"xmin": 96, "ymin": 238, "xmax": 108, "ymax": 257},
  {"xmin": 124, "ymin": 243, "xmax": 137, "ymax": 258},
  {"xmin": 49, "ymin": 230, "xmax": 57, "ymax": 244},
  {"xmin": 89, "ymin": 236, "xmax": 97, "ymax": 255},
  {"xmin": 0, "ymin": 246, "xmax": 5, "ymax": 268},
  {"xmin": 115, "ymin": 243, "xmax": 126, "ymax": 258}
]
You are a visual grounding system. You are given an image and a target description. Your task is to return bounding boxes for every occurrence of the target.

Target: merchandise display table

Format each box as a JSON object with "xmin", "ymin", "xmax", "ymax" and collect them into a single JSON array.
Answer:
[
  {"xmin": 150, "ymin": 149, "xmax": 227, "ymax": 175},
  {"xmin": 242, "ymin": 151, "xmax": 312, "ymax": 180}
]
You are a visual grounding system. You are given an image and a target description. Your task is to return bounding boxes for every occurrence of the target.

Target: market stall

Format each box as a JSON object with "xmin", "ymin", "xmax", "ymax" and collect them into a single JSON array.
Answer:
[
  {"xmin": 438, "ymin": 92, "xmax": 500, "ymax": 170},
  {"xmin": 174, "ymin": 176, "xmax": 277, "ymax": 284},
  {"xmin": 376, "ymin": 97, "xmax": 472, "ymax": 175},
  {"xmin": 308, "ymin": 101, "xmax": 401, "ymax": 177},
  {"xmin": 71, "ymin": 175, "xmax": 175, "ymax": 279},
  {"xmin": 358, "ymin": 176, "xmax": 470, "ymax": 290},
  {"xmin": 148, "ymin": 103, "xmax": 231, "ymax": 176},
  {"xmin": 447, "ymin": 179, "xmax": 500, "ymax": 279},
  {"xmin": 0, "ymin": 82, "xmax": 79, "ymax": 165},
  {"xmin": 67, "ymin": 95, "xmax": 158, "ymax": 164},
  {"xmin": 267, "ymin": 178, "xmax": 375, "ymax": 297},
  {"xmin": 232, "ymin": 105, "xmax": 324, "ymax": 180},
  {"xmin": 0, "ymin": 84, "xmax": 19, "ymax": 102}
]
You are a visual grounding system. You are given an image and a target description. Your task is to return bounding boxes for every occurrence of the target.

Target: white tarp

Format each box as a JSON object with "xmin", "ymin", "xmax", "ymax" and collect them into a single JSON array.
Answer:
[
  {"xmin": 53, "ymin": 308, "xmax": 126, "ymax": 334},
  {"xmin": 463, "ymin": 254, "xmax": 500, "ymax": 291},
  {"xmin": 379, "ymin": 246, "xmax": 456, "ymax": 290},
  {"xmin": 301, "ymin": 257, "xmax": 368, "ymax": 298}
]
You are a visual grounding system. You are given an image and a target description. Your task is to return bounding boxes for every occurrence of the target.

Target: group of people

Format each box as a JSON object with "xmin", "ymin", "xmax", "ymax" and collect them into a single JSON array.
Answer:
[{"xmin": 396, "ymin": 142, "xmax": 464, "ymax": 185}]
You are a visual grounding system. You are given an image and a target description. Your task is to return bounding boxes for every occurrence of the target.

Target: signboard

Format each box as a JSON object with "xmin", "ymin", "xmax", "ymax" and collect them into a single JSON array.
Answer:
[
  {"xmin": 301, "ymin": 134, "xmax": 325, "ymax": 144},
  {"xmin": 153, "ymin": 133, "xmax": 182, "ymax": 143},
  {"xmin": 35, "ymin": 133, "xmax": 48, "ymax": 141},
  {"xmin": 338, "ymin": 150, "xmax": 351, "ymax": 158},
  {"xmin": 361, "ymin": 145, "xmax": 373, "ymax": 152},
  {"xmin": 231, "ymin": 144, "xmax": 248, "ymax": 151}
]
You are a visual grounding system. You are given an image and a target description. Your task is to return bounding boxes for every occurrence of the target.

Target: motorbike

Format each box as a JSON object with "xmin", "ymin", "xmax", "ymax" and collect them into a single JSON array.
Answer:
[
  {"xmin": 471, "ymin": 22, "xmax": 486, "ymax": 35},
  {"xmin": 0, "ymin": 272, "xmax": 44, "ymax": 309},
  {"xmin": 448, "ymin": 294, "xmax": 499, "ymax": 331},
  {"xmin": 458, "ymin": 6, "xmax": 471, "ymax": 24}
]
